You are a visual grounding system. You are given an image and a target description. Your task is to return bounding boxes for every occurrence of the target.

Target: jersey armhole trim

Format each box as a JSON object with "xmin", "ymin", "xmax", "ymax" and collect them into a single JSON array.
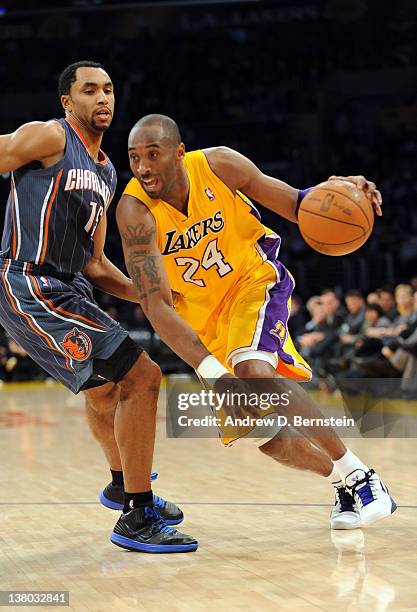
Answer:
[{"xmin": 201, "ymin": 149, "xmax": 236, "ymax": 199}]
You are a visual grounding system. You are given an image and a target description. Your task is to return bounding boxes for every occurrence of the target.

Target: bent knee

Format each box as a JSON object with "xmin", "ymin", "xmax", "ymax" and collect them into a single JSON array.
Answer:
[
  {"xmin": 84, "ymin": 382, "xmax": 120, "ymax": 414},
  {"xmin": 120, "ymin": 352, "xmax": 162, "ymax": 396},
  {"xmin": 258, "ymin": 434, "xmax": 292, "ymax": 460}
]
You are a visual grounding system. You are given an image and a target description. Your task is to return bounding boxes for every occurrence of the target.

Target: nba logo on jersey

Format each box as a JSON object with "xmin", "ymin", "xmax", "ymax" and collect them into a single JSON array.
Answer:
[
  {"xmin": 204, "ymin": 187, "xmax": 215, "ymax": 201},
  {"xmin": 60, "ymin": 327, "xmax": 92, "ymax": 361}
]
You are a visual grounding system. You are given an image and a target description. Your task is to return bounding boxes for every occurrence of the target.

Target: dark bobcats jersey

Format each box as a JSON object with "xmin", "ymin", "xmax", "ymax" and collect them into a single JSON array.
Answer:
[{"xmin": 1, "ymin": 118, "xmax": 116, "ymax": 273}]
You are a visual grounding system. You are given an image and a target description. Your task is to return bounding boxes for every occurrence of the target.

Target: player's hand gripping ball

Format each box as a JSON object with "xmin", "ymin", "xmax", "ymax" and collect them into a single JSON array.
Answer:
[{"xmin": 298, "ymin": 179, "xmax": 375, "ymax": 256}]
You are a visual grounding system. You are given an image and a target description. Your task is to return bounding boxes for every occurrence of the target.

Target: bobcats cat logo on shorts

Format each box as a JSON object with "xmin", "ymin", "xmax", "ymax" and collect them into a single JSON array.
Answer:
[
  {"xmin": 60, "ymin": 327, "xmax": 92, "ymax": 361},
  {"xmin": 270, "ymin": 320, "xmax": 286, "ymax": 341}
]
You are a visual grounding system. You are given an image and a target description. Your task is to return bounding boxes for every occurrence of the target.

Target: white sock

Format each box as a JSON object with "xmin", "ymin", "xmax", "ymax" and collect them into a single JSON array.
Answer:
[
  {"xmin": 326, "ymin": 464, "xmax": 342, "ymax": 487},
  {"xmin": 333, "ymin": 449, "xmax": 369, "ymax": 482}
]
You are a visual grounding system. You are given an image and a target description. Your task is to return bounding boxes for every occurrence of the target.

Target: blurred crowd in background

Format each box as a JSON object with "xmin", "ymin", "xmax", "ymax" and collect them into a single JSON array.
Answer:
[
  {"xmin": 0, "ymin": 0, "xmax": 416, "ymax": 392},
  {"xmin": 289, "ymin": 281, "xmax": 417, "ymax": 397}
]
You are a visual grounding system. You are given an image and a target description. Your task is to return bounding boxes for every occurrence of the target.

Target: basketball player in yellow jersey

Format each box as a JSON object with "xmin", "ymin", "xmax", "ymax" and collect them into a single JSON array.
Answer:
[{"xmin": 96, "ymin": 114, "xmax": 394, "ymax": 531}]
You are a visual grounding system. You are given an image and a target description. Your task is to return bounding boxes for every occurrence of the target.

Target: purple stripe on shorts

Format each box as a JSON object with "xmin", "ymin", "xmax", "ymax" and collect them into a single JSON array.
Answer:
[
  {"xmin": 258, "ymin": 234, "xmax": 282, "ymax": 259},
  {"xmin": 256, "ymin": 260, "xmax": 296, "ymax": 365}
]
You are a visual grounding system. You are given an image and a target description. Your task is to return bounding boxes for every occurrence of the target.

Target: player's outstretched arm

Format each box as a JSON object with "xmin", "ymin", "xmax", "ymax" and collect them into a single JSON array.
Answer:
[
  {"xmin": 204, "ymin": 146, "xmax": 299, "ymax": 222},
  {"xmin": 117, "ymin": 194, "xmax": 225, "ymax": 372},
  {"xmin": 204, "ymin": 147, "xmax": 383, "ymax": 221},
  {"xmin": 0, "ymin": 121, "xmax": 65, "ymax": 174}
]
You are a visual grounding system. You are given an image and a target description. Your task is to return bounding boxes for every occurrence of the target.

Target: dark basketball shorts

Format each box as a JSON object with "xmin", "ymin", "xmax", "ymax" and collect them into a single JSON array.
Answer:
[{"xmin": 0, "ymin": 259, "xmax": 143, "ymax": 393}]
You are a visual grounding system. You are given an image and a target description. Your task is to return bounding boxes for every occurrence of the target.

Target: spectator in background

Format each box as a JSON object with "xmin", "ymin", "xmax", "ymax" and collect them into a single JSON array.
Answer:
[
  {"xmin": 339, "ymin": 290, "xmax": 366, "ymax": 346},
  {"xmin": 363, "ymin": 303, "xmax": 391, "ymax": 332},
  {"xmin": 297, "ymin": 290, "xmax": 350, "ymax": 378},
  {"xmin": 308, "ymin": 289, "xmax": 348, "ymax": 374},
  {"xmin": 381, "ymin": 290, "xmax": 417, "ymax": 396},
  {"xmin": 394, "ymin": 284, "xmax": 414, "ymax": 320},
  {"xmin": 334, "ymin": 304, "xmax": 388, "ymax": 377},
  {"xmin": 327, "ymin": 290, "xmax": 367, "ymax": 372},
  {"xmin": 377, "ymin": 286, "xmax": 398, "ymax": 321},
  {"xmin": 299, "ymin": 296, "xmax": 326, "ymax": 333},
  {"xmin": 297, "ymin": 296, "xmax": 330, "ymax": 377},
  {"xmin": 339, "ymin": 303, "xmax": 400, "ymax": 379},
  {"xmin": 365, "ymin": 285, "xmax": 413, "ymax": 345},
  {"xmin": 320, "ymin": 289, "xmax": 347, "ymax": 330},
  {"xmin": 366, "ymin": 292, "xmax": 380, "ymax": 305}
]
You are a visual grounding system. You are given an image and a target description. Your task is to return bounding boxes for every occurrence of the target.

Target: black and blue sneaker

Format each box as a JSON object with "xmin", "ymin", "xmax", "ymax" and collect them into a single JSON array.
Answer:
[
  {"xmin": 111, "ymin": 506, "xmax": 198, "ymax": 553},
  {"xmin": 99, "ymin": 472, "xmax": 184, "ymax": 526}
]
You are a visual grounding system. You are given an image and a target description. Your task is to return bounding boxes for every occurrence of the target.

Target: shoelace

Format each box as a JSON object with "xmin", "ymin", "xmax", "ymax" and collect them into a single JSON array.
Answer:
[
  {"xmin": 153, "ymin": 494, "xmax": 166, "ymax": 509},
  {"xmin": 337, "ymin": 487, "xmax": 355, "ymax": 512},
  {"xmin": 144, "ymin": 506, "xmax": 176, "ymax": 535},
  {"xmin": 350, "ymin": 469, "xmax": 376, "ymax": 508}
]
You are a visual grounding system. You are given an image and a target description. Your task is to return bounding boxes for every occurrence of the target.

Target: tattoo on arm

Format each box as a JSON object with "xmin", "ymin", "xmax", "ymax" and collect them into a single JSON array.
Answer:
[
  {"xmin": 121, "ymin": 224, "xmax": 155, "ymax": 247},
  {"xmin": 120, "ymin": 223, "xmax": 161, "ymax": 299},
  {"xmin": 143, "ymin": 255, "xmax": 160, "ymax": 288},
  {"xmin": 126, "ymin": 250, "xmax": 161, "ymax": 299},
  {"xmin": 126, "ymin": 256, "xmax": 145, "ymax": 300}
]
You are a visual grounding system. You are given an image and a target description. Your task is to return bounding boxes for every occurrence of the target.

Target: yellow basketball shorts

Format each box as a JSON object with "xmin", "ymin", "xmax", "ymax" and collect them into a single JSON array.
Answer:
[
  {"xmin": 200, "ymin": 258, "xmax": 312, "ymax": 379},
  {"xmin": 198, "ymin": 257, "xmax": 312, "ymax": 445}
]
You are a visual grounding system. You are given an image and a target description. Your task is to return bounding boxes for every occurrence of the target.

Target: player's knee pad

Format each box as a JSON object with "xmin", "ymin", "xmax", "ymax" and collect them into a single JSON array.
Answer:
[{"xmin": 81, "ymin": 336, "xmax": 144, "ymax": 391}]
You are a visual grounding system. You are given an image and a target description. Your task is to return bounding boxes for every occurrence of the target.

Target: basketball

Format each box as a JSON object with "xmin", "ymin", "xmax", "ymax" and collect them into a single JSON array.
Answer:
[{"xmin": 298, "ymin": 180, "xmax": 374, "ymax": 256}]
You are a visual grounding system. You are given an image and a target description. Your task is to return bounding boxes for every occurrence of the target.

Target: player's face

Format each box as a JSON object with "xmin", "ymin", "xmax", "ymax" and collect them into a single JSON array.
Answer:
[
  {"xmin": 128, "ymin": 126, "xmax": 184, "ymax": 199},
  {"xmin": 62, "ymin": 67, "xmax": 115, "ymax": 133}
]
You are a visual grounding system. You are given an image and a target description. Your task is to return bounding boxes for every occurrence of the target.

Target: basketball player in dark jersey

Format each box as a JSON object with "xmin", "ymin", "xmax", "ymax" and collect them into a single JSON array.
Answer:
[{"xmin": 0, "ymin": 62, "xmax": 198, "ymax": 553}]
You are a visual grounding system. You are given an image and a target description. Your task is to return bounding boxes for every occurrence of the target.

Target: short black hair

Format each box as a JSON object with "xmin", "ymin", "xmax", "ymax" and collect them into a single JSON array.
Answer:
[
  {"xmin": 58, "ymin": 60, "xmax": 105, "ymax": 97},
  {"xmin": 366, "ymin": 303, "xmax": 383, "ymax": 316},
  {"xmin": 377, "ymin": 284, "xmax": 394, "ymax": 295},
  {"xmin": 133, "ymin": 114, "xmax": 181, "ymax": 145},
  {"xmin": 345, "ymin": 289, "xmax": 364, "ymax": 299},
  {"xmin": 321, "ymin": 288, "xmax": 337, "ymax": 297}
]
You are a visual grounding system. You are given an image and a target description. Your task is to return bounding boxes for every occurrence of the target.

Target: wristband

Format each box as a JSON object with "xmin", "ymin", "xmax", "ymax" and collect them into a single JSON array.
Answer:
[
  {"xmin": 196, "ymin": 355, "xmax": 229, "ymax": 380},
  {"xmin": 295, "ymin": 187, "xmax": 313, "ymax": 218}
]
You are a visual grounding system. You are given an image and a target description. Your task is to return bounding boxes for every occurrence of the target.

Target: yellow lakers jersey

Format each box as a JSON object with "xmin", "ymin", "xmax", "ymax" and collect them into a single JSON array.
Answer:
[{"xmin": 123, "ymin": 150, "xmax": 274, "ymax": 333}]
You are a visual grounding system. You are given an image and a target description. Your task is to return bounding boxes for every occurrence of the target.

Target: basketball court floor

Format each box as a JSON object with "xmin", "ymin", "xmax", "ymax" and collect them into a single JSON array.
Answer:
[{"xmin": 0, "ymin": 381, "xmax": 416, "ymax": 611}]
